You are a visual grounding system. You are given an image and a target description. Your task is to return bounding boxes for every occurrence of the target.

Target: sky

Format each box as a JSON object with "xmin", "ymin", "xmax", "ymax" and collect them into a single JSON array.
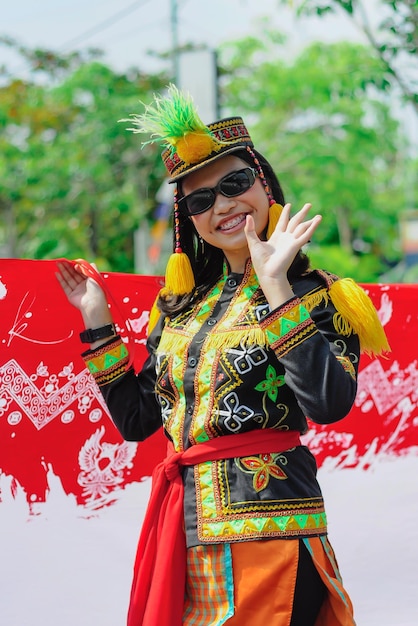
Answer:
[{"xmin": 2, "ymin": 0, "xmax": 371, "ymax": 75}]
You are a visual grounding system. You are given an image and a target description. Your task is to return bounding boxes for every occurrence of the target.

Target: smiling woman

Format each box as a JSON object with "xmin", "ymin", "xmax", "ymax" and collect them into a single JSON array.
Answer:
[{"xmin": 55, "ymin": 84, "xmax": 390, "ymax": 626}]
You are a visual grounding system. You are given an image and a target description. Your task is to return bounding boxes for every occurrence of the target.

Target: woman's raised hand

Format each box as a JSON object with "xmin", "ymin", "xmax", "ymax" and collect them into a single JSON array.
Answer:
[
  {"xmin": 56, "ymin": 260, "xmax": 112, "ymax": 328},
  {"xmin": 244, "ymin": 203, "xmax": 322, "ymax": 310}
]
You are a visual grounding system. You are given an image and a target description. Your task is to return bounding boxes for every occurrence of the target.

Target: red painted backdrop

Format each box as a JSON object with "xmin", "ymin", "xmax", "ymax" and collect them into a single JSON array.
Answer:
[{"xmin": 0, "ymin": 260, "xmax": 417, "ymax": 513}]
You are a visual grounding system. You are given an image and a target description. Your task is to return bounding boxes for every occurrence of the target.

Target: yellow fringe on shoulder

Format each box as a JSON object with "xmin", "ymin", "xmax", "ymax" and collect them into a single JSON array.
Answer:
[
  {"xmin": 301, "ymin": 288, "xmax": 329, "ymax": 313},
  {"xmin": 156, "ymin": 327, "xmax": 268, "ymax": 356},
  {"xmin": 329, "ymin": 278, "xmax": 390, "ymax": 357},
  {"xmin": 156, "ymin": 329, "xmax": 191, "ymax": 356},
  {"xmin": 206, "ymin": 328, "xmax": 268, "ymax": 351}
]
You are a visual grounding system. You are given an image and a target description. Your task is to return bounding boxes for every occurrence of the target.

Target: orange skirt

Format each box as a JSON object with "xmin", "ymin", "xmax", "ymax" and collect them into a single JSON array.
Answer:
[{"xmin": 184, "ymin": 537, "xmax": 355, "ymax": 626}]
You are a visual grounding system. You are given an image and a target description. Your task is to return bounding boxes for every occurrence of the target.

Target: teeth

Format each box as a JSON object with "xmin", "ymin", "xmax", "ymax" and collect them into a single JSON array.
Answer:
[{"xmin": 219, "ymin": 214, "xmax": 245, "ymax": 231}]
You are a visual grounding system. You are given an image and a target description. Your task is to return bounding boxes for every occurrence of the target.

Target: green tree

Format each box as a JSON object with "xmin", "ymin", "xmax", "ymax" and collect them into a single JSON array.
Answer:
[
  {"xmin": 0, "ymin": 38, "xmax": 168, "ymax": 271},
  {"xmin": 1, "ymin": 32, "xmax": 412, "ymax": 281},
  {"xmin": 278, "ymin": 0, "xmax": 418, "ymax": 111},
  {"xmin": 219, "ymin": 31, "xmax": 408, "ymax": 280}
]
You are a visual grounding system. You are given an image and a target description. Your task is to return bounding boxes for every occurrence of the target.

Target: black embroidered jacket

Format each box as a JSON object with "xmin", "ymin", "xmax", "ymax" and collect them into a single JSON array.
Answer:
[{"xmin": 83, "ymin": 262, "xmax": 361, "ymax": 547}]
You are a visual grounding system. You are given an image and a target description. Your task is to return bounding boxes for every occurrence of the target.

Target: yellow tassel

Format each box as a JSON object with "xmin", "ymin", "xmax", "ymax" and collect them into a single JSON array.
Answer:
[
  {"xmin": 266, "ymin": 203, "xmax": 283, "ymax": 239},
  {"xmin": 147, "ymin": 294, "xmax": 161, "ymax": 336},
  {"xmin": 329, "ymin": 278, "xmax": 390, "ymax": 356},
  {"xmin": 164, "ymin": 251, "xmax": 195, "ymax": 296}
]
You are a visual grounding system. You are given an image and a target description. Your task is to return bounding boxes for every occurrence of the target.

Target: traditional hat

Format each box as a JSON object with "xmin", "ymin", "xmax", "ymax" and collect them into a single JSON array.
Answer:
[
  {"xmin": 121, "ymin": 85, "xmax": 254, "ymax": 182},
  {"xmin": 121, "ymin": 84, "xmax": 282, "ymax": 300}
]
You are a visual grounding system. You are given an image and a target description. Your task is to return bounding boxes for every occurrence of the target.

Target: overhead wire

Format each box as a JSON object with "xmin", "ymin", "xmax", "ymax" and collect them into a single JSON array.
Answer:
[
  {"xmin": 3, "ymin": 0, "xmax": 204, "ymax": 78},
  {"xmin": 88, "ymin": 17, "xmax": 168, "ymax": 50},
  {"xmin": 59, "ymin": 0, "xmax": 153, "ymax": 50},
  {"xmin": 2, "ymin": 0, "xmax": 156, "ymax": 76}
]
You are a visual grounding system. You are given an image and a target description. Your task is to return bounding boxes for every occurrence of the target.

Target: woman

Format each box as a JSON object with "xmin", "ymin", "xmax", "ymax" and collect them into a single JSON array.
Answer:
[{"xmin": 57, "ymin": 85, "xmax": 389, "ymax": 626}]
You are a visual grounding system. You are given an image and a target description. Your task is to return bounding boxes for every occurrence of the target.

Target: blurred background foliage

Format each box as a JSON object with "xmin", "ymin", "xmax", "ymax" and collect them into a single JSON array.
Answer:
[{"xmin": 0, "ymin": 0, "xmax": 417, "ymax": 281}]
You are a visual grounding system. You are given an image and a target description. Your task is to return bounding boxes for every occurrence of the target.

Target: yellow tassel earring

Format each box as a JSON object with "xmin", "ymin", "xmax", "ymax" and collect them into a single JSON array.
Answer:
[
  {"xmin": 245, "ymin": 146, "xmax": 283, "ymax": 240},
  {"xmin": 266, "ymin": 202, "xmax": 284, "ymax": 239}
]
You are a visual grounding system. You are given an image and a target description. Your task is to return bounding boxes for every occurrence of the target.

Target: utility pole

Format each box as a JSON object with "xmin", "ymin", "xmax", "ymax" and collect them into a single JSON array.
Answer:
[
  {"xmin": 170, "ymin": 0, "xmax": 179, "ymax": 84},
  {"xmin": 169, "ymin": 0, "xmax": 219, "ymax": 121}
]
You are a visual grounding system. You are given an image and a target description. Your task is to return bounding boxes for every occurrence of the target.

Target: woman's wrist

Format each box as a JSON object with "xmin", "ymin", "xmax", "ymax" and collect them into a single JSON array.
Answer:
[
  {"xmin": 259, "ymin": 277, "xmax": 294, "ymax": 310},
  {"xmin": 80, "ymin": 302, "xmax": 113, "ymax": 329},
  {"xmin": 79, "ymin": 306, "xmax": 116, "ymax": 349}
]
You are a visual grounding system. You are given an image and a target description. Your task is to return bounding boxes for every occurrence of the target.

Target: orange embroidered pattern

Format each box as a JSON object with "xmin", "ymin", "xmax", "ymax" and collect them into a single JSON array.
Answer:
[{"xmin": 239, "ymin": 453, "xmax": 288, "ymax": 491}]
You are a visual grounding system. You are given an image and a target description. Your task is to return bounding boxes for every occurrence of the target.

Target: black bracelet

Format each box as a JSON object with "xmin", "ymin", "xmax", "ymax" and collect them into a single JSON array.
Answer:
[{"xmin": 79, "ymin": 323, "xmax": 116, "ymax": 344}]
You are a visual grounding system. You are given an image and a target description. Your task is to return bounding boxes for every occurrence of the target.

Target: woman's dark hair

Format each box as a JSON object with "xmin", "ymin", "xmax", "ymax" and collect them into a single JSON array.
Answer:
[{"xmin": 158, "ymin": 148, "xmax": 310, "ymax": 316}]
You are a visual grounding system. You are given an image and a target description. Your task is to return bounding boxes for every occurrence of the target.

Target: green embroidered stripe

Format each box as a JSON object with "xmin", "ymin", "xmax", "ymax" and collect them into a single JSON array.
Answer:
[
  {"xmin": 262, "ymin": 303, "xmax": 311, "ymax": 343},
  {"xmin": 200, "ymin": 512, "xmax": 328, "ymax": 542},
  {"xmin": 167, "ymin": 352, "xmax": 188, "ymax": 450},
  {"xmin": 85, "ymin": 342, "xmax": 128, "ymax": 373},
  {"xmin": 92, "ymin": 363, "xmax": 129, "ymax": 386}
]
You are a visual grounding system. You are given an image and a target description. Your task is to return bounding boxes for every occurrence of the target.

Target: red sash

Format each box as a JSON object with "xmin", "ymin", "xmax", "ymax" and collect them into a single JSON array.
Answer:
[{"xmin": 127, "ymin": 429, "xmax": 301, "ymax": 626}]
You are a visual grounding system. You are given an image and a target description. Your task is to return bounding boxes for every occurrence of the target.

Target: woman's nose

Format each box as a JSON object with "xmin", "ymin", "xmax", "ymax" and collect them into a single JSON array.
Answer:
[{"xmin": 212, "ymin": 193, "xmax": 237, "ymax": 214}]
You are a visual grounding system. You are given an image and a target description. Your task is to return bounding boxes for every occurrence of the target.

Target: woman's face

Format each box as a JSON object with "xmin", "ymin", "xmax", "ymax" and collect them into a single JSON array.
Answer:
[{"xmin": 181, "ymin": 155, "xmax": 270, "ymax": 273}]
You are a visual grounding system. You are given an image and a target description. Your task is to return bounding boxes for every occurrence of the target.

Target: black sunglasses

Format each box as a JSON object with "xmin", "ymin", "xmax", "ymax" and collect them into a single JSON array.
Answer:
[{"xmin": 178, "ymin": 167, "xmax": 258, "ymax": 216}]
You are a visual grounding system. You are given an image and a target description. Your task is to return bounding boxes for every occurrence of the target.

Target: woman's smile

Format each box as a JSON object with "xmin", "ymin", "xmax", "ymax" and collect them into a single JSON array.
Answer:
[{"xmin": 217, "ymin": 212, "xmax": 248, "ymax": 233}]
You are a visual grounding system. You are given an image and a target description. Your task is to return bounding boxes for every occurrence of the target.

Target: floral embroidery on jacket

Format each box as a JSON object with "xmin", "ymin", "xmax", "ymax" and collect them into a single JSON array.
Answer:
[
  {"xmin": 255, "ymin": 364, "xmax": 285, "ymax": 402},
  {"xmin": 237, "ymin": 453, "xmax": 288, "ymax": 492}
]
